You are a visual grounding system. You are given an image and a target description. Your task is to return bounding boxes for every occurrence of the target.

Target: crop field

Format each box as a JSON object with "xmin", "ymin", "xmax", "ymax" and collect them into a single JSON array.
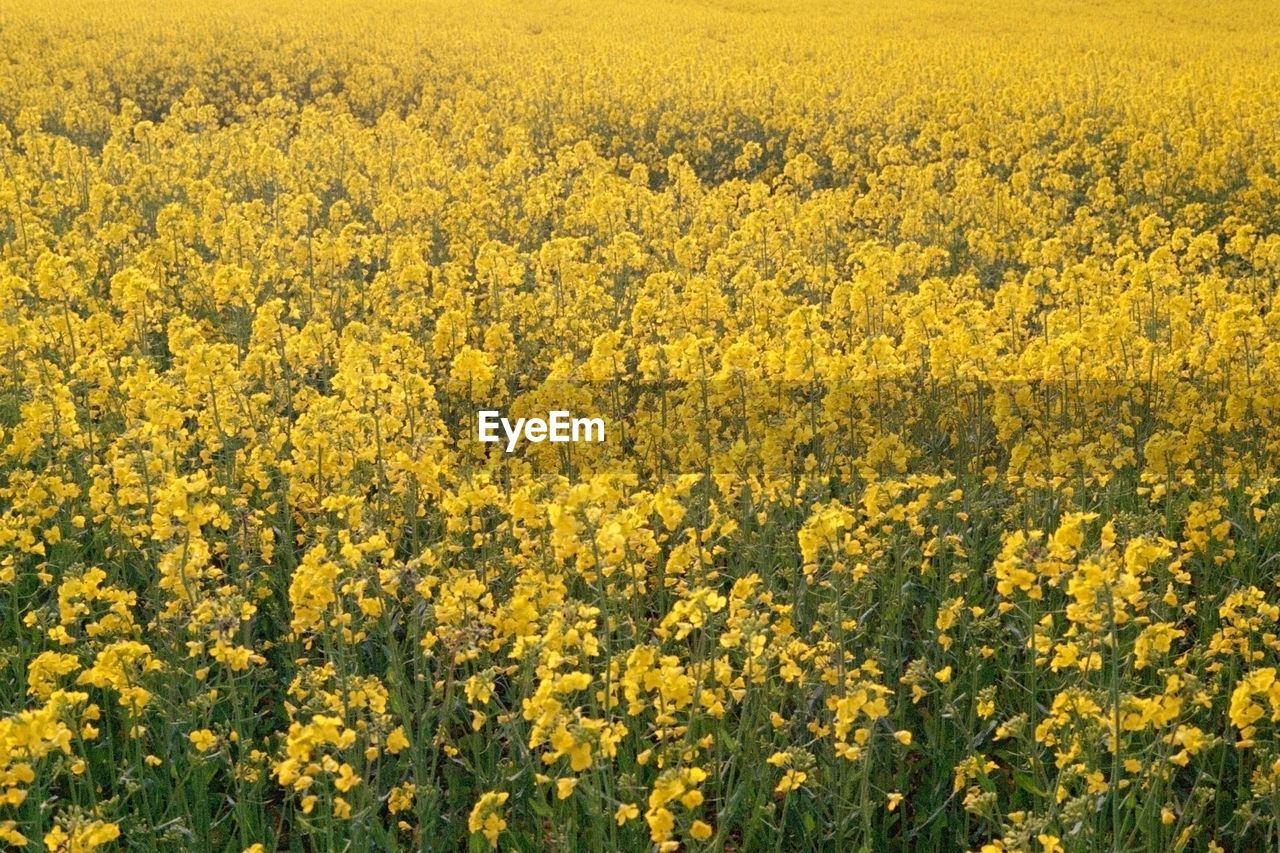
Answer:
[{"xmin": 3, "ymin": 0, "xmax": 1280, "ymax": 850}]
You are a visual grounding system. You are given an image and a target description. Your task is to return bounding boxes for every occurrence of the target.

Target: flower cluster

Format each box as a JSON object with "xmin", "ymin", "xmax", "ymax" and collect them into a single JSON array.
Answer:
[{"xmin": 2, "ymin": 0, "xmax": 1280, "ymax": 850}]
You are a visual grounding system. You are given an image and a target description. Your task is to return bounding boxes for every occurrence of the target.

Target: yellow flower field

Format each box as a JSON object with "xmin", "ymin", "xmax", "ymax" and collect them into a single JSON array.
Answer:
[{"xmin": 3, "ymin": 0, "xmax": 1280, "ymax": 849}]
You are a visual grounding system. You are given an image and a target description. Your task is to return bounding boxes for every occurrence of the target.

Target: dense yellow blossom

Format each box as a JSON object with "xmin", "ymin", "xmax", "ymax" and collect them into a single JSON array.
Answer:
[{"xmin": 2, "ymin": 0, "xmax": 1280, "ymax": 849}]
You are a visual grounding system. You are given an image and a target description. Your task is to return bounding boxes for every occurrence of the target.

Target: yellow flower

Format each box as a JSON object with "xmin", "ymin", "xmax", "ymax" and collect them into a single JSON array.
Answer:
[
  {"xmin": 43, "ymin": 820, "xmax": 119, "ymax": 852},
  {"xmin": 680, "ymin": 789, "xmax": 704, "ymax": 809},
  {"xmin": 389, "ymin": 784, "xmax": 416, "ymax": 815},
  {"xmin": 469, "ymin": 791, "xmax": 509, "ymax": 848},
  {"xmin": 646, "ymin": 806, "xmax": 676, "ymax": 843},
  {"xmin": 775, "ymin": 769, "xmax": 807, "ymax": 794},
  {"xmin": 189, "ymin": 729, "xmax": 217, "ymax": 752},
  {"xmin": 386, "ymin": 726, "xmax": 410, "ymax": 754},
  {"xmin": 1038, "ymin": 836, "xmax": 1063, "ymax": 853},
  {"xmin": 334, "ymin": 763, "xmax": 361, "ymax": 793}
]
